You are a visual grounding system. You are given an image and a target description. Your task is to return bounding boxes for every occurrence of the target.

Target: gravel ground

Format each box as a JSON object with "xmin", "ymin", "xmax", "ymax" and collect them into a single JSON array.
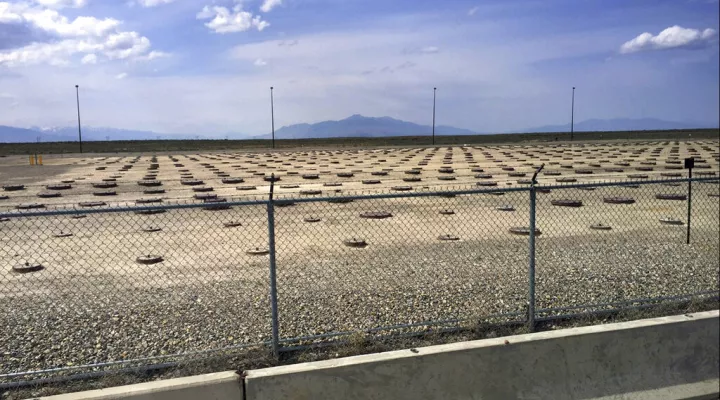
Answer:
[
  {"xmin": 1, "ymin": 231, "xmax": 717, "ymax": 377},
  {"xmin": 4, "ymin": 299, "xmax": 718, "ymax": 400}
]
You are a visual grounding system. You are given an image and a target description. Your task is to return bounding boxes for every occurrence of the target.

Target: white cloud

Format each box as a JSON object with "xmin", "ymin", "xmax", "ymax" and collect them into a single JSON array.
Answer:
[
  {"xmin": 253, "ymin": 58, "xmax": 267, "ymax": 66},
  {"xmin": 0, "ymin": 40, "xmax": 76, "ymax": 66},
  {"xmin": 468, "ymin": 6, "xmax": 479, "ymax": 16},
  {"xmin": 0, "ymin": 1, "xmax": 162, "ymax": 67},
  {"xmin": 196, "ymin": 4, "xmax": 269, "ymax": 33},
  {"xmin": 81, "ymin": 53, "xmax": 97, "ymax": 64},
  {"xmin": 1, "ymin": 2, "xmax": 27, "ymax": 23},
  {"xmin": 260, "ymin": 0, "xmax": 281, "ymax": 13},
  {"xmin": 115, "ymin": 72, "xmax": 128, "ymax": 79},
  {"xmin": 620, "ymin": 26, "xmax": 718, "ymax": 54},
  {"xmin": 0, "ymin": 33, "xmax": 151, "ymax": 66},
  {"xmin": 135, "ymin": 50, "xmax": 171, "ymax": 61},
  {"xmin": 22, "ymin": 10, "xmax": 121, "ymax": 38},
  {"xmin": 102, "ymin": 31, "xmax": 151, "ymax": 59},
  {"xmin": 195, "ymin": 5, "xmax": 214, "ymax": 19},
  {"xmin": 0, "ymin": 2, "xmax": 25, "ymax": 22},
  {"xmin": 34, "ymin": 0, "xmax": 87, "ymax": 8},
  {"xmin": 401, "ymin": 45, "xmax": 440, "ymax": 55},
  {"xmin": 135, "ymin": 0, "xmax": 175, "ymax": 7}
]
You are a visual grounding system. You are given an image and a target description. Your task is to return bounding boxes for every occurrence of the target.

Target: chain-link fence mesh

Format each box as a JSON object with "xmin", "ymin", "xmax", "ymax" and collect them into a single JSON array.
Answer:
[
  {"xmin": 272, "ymin": 188, "xmax": 530, "ymax": 344},
  {"xmin": 1, "ymin": 177, "xmax": 718, "ymax": 385},
  {"xmin": 0, "ymin": 200, "xmax": 272, "ymax": 380},
  {"xmin": 534, "ymin": 178, "xmax": 720, "ymax": 318},
  {"xmin": 689, "ymin": 178, "xmax": 720, "ymax": 248}
]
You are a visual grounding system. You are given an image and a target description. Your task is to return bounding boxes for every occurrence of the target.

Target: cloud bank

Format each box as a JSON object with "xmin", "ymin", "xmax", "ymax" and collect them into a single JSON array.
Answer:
[
  {"xmin": 620, "ymin": 25, "xmax": 717, "ymax": 54},
  {"xmin": 0, "ymin": 0, "xmax": 162, "ymax": 66},
  {"xmin": 196, "ymin": 4, "xmax": 269, "ymax": 34}
]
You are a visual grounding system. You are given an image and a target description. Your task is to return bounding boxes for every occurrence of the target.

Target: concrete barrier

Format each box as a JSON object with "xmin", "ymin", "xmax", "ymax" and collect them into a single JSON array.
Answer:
[
  {"xmin": 41, "ymin": 371, "xmax": 242, "ymax": 400},
  {"xmin": 41, "ymin": 311, "xmax": 719, "ymax": 400},
  {"xmin": 244, "ymin": 311, "xmax": 719, "ymax": 400}
]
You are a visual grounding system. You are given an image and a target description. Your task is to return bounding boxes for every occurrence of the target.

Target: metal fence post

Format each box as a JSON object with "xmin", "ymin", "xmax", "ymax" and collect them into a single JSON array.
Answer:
[
  {"xmin": 528, "ymin": 164, "xmax": 544, "ymax": 332},
  {"xmin": 266, "ymin": 175, "xmax": 280, "ymax": 358},
  {"xmin": 686, "ymin": 168, "xmax": 693, "ymax": 245}
]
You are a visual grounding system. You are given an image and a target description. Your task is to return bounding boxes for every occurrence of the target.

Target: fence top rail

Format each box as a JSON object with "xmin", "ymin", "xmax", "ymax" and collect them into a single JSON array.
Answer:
[
  {"xmin": 273, "ymin": 185, "xmax": 531, "ymax": 204},
  {"xmin": 1, "ymin": 176, "xmax": 717, "ymax": 218},
  {"xmin": 272, "ymin": 176, "xmax": 718, "ymax": 204},
  {"xmin": 0, "ymin": 198, "xmax": 269, "ymax": 218},
  {"xmin": 533, "ymin": 176, "xmax": 719, "ymax": 190}
]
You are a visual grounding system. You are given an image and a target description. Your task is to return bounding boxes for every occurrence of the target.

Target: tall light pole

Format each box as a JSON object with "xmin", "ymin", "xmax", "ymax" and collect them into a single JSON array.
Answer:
[
  {"xmin": 432, "ymin": 87, "xmax": 437, "ymax": 146},
  {"xmin": 570, "ymin": 86, "xmax": 575, "ymax": 142},
  {"xmin": 270, "ymin": 86, "xmax": 275, "ymax": 149},
  {"xmin": 75, "ymin": 85, "xmax": 83, "ymax": 153}
]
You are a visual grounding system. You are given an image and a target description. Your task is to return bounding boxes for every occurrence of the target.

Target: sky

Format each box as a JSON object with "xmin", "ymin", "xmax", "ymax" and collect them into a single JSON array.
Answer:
[{"xmin": 0, "ymin": 0, "xmax": 719, "ymax": 136}]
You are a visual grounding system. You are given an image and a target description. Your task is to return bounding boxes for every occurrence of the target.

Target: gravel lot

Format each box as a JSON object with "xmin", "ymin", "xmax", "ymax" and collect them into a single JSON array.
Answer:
[
  {"xmin": 1, "ymin": 140, "xmax": 718, "ymax": 377},
  {"xmin": 1, "ymin": 230, "xmax": 717, "ymax": 375}
]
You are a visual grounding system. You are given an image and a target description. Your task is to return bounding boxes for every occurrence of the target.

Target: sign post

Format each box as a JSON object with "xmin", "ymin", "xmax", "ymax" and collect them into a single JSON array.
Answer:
[{"xmin": 684, "ymin": 157, "xmax": 694, "ymax": 245}]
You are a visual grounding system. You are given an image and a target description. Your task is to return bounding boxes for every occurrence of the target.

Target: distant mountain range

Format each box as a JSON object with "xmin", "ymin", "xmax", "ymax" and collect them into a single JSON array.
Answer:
[
  {"xmin": 254, "ymin": 115, "xmax": 715, "ymax": 139},
  {"xmin": 0, "ymin": 126, "xmax": 243, "ymax": 143},
  {"xmin": 0, "ymin": 115, "xmax": 716, "ymax": 143},
  {"xmin": 0, "ymin": 126, "xmax": 42, "ymax": 143},
  {"xmin": 522, "ymin": 118, "xmax": 710, "ymax": 133},
  {"xmin": 256, "ymin": 114, "xmax": 476, "ymax": 139}
]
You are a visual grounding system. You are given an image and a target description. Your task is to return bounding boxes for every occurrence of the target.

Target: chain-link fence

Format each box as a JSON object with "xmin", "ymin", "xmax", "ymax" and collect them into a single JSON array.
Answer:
[
  {"xmin": 533, "ymin": 178, "xmax": 720, "ymax": 322},
  {"xmin": 272, "ymin": 187, "xmax": 530, "ymax": 348},
  {"xmin": 0, "ymin": 199, "xmax": 273, "ymax": 386},
  {"xmin": 1, "ymin": 176, "xmax": 718, "ymax": 386}
]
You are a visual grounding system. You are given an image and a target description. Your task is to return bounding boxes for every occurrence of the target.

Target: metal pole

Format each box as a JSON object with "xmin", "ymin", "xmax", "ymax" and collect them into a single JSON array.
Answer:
[
  {"xmin": 266, "ymin": 175, "xmax": 280, "ymax": 358},
  {"xmin": 75, "ymin": 85, "xmax": 83, "ymax": 154},
  {"xmin": 270, "ymin": 87, "xmax": 275, "ymax": 150},
  {"xmin": 432, "ymin": 87, "xmax": 436, "ymax": 146},
  {"xmin": 686, "ymin": 168, "xmax": 693, "ymax": 245},
  {"xmin": 528, "ymin": 164, "xmax": 544, "ymax": 332},
  {"xmin": 570, "ymin": 86, "xmax": 575, "ymax": 142},
  {"xmin": 528, "ymin": 186, "xmax": 537, "ymax": 332}
]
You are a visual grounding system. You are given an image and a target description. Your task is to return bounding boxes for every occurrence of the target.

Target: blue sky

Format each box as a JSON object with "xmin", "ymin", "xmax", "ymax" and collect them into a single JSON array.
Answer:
[{"xmin": 0, "ymin": 0, "xmax": 718, "ymax": 136}]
